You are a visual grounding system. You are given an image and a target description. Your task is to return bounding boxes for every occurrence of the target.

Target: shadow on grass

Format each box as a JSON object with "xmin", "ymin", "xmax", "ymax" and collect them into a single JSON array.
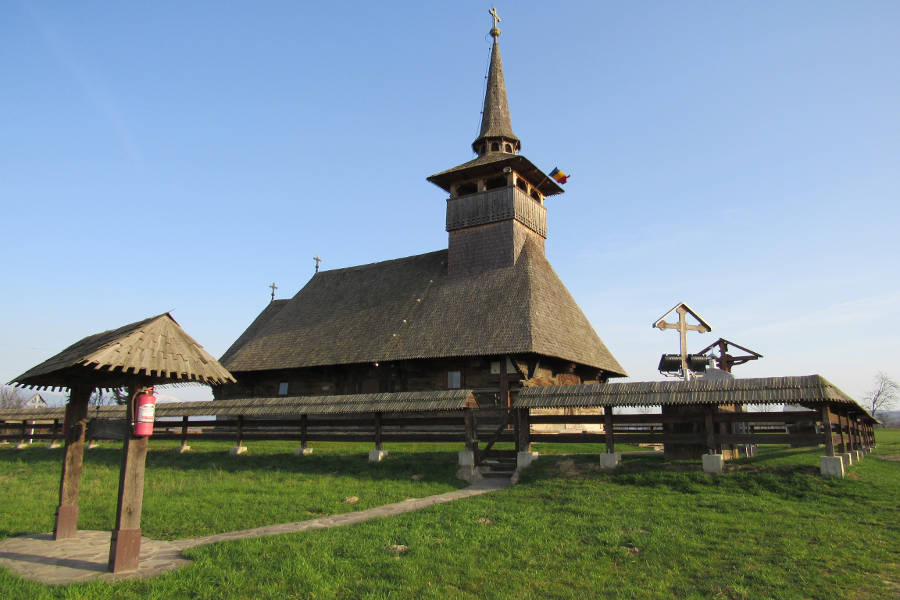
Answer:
[
  {"xmin": 521, "ymin": 452, "xmax": 848, "ymax": 501},
  {"xmin": 0, "ymin": 445, "xmax": 463, "ymax": 487}
]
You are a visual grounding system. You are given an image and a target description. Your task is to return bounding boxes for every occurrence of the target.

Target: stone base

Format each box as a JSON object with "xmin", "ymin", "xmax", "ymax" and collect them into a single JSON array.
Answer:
[
  {"xmin": 229, "ymin": 445, "xmax": 247, "ymax": 455},
  {"xmin": 15, "ymin": 443, "xmax": 29, "ymax": 449},
  {"xmin": 516, "ymin": 451, "xmax": 539, "ymax": 469},
  {"xmin": 86, "ymin": 441, "xmax": 99, "ymax": 449},
  {"xmin": 294, "ymin": 447, "xmax": 314, "ymax": 456},
  {"xmin": 598, "ymin": 452, "xmax": 620, "ymax": 469},
  {"xmin": 48, "ymin": 441, "xmax": 61, "ymax": 449},
  {"xmin": 458, "ymin": 450, "xmax": 475, "ymax": 466},
  {"xmin": 839, "ymin": 452, "xmax": 853, "ymax": 468},
  {"xmin": 702, "ymin": 453, "xmax": 724, "ymax": 474},
  {"xmin": 177, "ymin": 444, "xmax": 191, "ymax": 453},
  {"xmin": 821, "ymin": 456, "xmax": 845, "ymax": 478},
  {"xmin": 853, "ymin": 449, "xmax": 864, "ymax": 461},
  {"xmin": 368, "ymin": 450, "xmax": 387, "ymax": 462}
]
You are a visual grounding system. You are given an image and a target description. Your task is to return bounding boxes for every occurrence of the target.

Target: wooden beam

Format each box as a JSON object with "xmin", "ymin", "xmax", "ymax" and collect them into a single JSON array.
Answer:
[
  {"xmin": 516, "ymin": 408, "xmax": 530, "ymax": 452},
  {"xmin": 704, "ymin": 405, "xmax": 716, "ymax": 453},
  {"xmin": 53, "ymin": 385, "xmax": 91, "ymax": 540},
  {"xmin": 821, "ymin": 404, "xmax": 835, "ymax": 457},
  {"xmin": 374, "ymin": 412, "xmax": 383, "ymax": 451},
  {"xmin": 108, "ymin": 383, "xmax": 150, "ymax": 573}
]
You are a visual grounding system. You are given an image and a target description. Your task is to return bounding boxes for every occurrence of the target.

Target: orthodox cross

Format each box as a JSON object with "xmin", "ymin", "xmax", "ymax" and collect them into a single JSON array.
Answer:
[
  {"xmin": 653, "ymin": 302, "xmax": 711, "ymax": 381},
  {"xmin": 313, "ymin": 255, "xmax": 322, "ymax": 273},
  {"xmin": 489, "ymin": 7, "xmax": 501, "ymax": 29},
  {"xmin": 268, "ymin": 282, "xmax": 278, "ymax": 302}
]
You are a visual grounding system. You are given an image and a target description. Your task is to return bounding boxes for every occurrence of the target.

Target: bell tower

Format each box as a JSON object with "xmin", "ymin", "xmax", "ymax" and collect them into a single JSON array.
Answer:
[{"xmin": 427, "ymin": 11, "xmax": 564, "ymax": 277}]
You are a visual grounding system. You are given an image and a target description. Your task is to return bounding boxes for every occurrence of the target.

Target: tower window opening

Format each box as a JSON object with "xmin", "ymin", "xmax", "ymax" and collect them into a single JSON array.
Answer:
[
  {"xmin": 505, "ymin": 143, "xmax": 512, "ymax": 153},
  {"xmin": 530, "ymin": 189, "xmax": 541, "ymax": 201},
  {"xmin": 456, "ymin": 182, "xmax": 478, "ymax": 196},
  {"xmin": 485, "ymin": 176, "xmax": 506, "ymax": 190},
  {"xmin": 516, "ymin": 179, "xmax": 528, "ymax": 192},
  {"xmin": 277, "ymin": 381, "xmax": 289, "ymax": 396},
  {"xmin": 491, "ymin": 142, "xmax": 500, "ymax": 152}
]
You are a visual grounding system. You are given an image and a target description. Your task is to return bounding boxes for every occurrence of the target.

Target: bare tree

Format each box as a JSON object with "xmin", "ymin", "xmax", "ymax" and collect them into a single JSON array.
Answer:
[
  {"xmin": 0, "ymin": 386, "xmax": 28, "ymax": 409},
  {"xmin": 862, "ymin": 372, "xmax": 898, "ymax": 419},
  {"xmin": 89, "ymin": 388, "xmax": 128, "ymax": 406}
]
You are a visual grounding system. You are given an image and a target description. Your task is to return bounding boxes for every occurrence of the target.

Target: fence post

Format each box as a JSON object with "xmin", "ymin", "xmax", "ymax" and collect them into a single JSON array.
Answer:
[
  {"xmin": 230, "ymin": 415, "xmax": 247, "ymax": 455},
  {"xmin": 369, "ymin": 412, "xmax": 386, "ymax": 462},
  {"xmin": 821, "ymin": 405, "xmax": 835, "ymax": 457},
  {"xmin": 294, "ymin": 414, "xmax": 313, "ymax": 455},
  {"xmin": 49, "ymin": 419, "xmax": 61, "ymax": 449},
  {"xmin": 178, "ymin": 416, "xmax": 191, "ymax": 453},
  {"xmin": 604, "ymin": 405, "xmax": 615, "ymax": 454}
]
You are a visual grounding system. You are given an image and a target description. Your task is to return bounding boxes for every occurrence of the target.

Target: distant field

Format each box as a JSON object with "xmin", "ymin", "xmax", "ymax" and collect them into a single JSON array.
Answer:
[{"xmin": 0, "ymin": 431, "xmax": 897, "ymax": 599}]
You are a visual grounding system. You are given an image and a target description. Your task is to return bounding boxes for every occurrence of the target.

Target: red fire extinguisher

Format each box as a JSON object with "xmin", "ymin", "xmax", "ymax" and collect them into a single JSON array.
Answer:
[{"xmin": 133, "ymin": 387, "xmax": 157, "ymax": 437}]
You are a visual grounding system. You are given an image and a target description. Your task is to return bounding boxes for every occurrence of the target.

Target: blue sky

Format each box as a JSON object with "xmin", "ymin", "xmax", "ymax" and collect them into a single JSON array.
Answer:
[{"xmin": 2, "ymin": 2, "xmax": 898, "ymax": 403}]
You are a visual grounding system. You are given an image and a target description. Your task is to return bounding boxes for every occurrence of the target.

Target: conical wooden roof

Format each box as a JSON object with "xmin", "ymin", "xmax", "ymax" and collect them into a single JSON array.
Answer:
[
  {"xmin": 10, "ymin": 313, "xmax": 236, "ymax": 390},
  {"xmin": 472, "ymin": 33, "xmax": 519, "ymax": 153}
]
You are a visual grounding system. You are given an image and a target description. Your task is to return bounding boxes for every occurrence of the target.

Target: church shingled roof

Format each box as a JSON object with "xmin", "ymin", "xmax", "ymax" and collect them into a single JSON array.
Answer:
[{"xmin": 220, "ymin": 242, "xmax": 626, "ymax": 377}]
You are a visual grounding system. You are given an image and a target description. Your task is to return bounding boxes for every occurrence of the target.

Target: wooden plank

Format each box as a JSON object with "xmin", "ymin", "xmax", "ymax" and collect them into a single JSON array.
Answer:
[
  {"xmin": 712, "ymin": 411, "xmax": 820, "ymax": 423},
  {"xmin": 718, "ymin": 434, "xmax": 823, "ymax": 445},
  {"xmin": 54, "ymin": 385, "xmax": 91, "ymax": 540}
]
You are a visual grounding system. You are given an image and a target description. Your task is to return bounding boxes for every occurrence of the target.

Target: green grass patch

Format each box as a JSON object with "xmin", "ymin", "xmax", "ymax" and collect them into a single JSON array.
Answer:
[{"xmin": 1, "ymin": 432, "xmax": 898, "ymax": 599}]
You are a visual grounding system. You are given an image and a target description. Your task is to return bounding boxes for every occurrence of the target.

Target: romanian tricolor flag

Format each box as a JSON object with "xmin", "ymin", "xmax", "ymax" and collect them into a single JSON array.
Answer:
[{"xmin": 550, "ymin": 167, "xmax": 569, "ymax": 184}]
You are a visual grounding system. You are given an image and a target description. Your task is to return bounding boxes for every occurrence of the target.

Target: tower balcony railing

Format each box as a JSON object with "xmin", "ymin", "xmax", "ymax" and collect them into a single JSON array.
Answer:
[{"xmin": 446, "ymin": 186, "xmax": 547, "ymax": 238}]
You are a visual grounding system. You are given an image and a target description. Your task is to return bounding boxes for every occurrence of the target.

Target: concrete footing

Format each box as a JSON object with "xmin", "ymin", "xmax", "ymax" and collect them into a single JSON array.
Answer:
[
  {"xmin": 294, "ymin": 447, "xmax": 314, "ymax": 456},
  {"xmin": 516, "ymin": 451, "xmax": 539, "ymax": 469},
  {"xmin": 820, "ymin": 456, "xmax": 845, "ymax": 478},
  {"xmin": 702, "ymin": 453, "xmax": 724, "ymax": 474},
  {"xmin": 86, "ymin": 441, "xmax": 99, "ymax": 449},
  {"xmin": 15, "ymin": 443, "xmax": 29, "ymax": 449},
  {"xmin": 177, "ymin": 444, "xmax": 191, "ymax": 453},
  {"xmin": 368, "ymin": 450, "xmax": 388, "ymax": 462},
  {"xmin": 598, "ymin": 452, "xmax": 621, "ymax": 469},
  {"xmin": 229, "ymin": 445, "xmax": 247, "ymax": 455},
  {"xmin": 839, "ymin": 452, "xmax": 853, "ymax": 468}
]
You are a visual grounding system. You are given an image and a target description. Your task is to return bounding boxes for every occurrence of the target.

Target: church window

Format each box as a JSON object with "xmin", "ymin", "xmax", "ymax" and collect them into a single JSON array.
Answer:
[
  {"xmin": 491, "ymin": 142, "xmax": 500, "ymax": 151},
  {"xmin": 448, "ymin": 370, "xmax": 462, "ymax": 389},
  {"xmin": 277, "ymin": 381, "xmax": 289, "ymax": 396},
  {"xmin": 485, "ymin": 176, "xmax": 506, "ymax": 190}
]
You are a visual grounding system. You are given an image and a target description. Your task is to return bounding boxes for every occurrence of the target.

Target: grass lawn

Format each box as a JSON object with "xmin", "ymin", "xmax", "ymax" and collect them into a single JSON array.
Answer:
[{"xmin": 0, "ymin": 431, "xmax": 897, "ymax": 599}]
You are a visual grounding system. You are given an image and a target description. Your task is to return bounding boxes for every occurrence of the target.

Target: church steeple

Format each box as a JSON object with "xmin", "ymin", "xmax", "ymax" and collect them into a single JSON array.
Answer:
[
  {"xmin": 472, "ymin": 11, "xmax": 520, "ymax": 156},
  {"xmin": 427, "ymin": 9, "xmax": 565, "ymax": 278}
]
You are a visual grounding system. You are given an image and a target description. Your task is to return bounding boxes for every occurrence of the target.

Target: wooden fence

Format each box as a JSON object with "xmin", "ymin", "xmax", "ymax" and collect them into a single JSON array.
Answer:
[{"xmin": 0, "ymin": 404, "xmax": 875, "ymax": 458}]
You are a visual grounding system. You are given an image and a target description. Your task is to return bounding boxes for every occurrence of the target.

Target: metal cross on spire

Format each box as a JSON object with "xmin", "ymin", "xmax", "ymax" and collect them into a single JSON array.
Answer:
[
  {"xmin": 653, "ymin": 302, "xmax": 712, "ymax": 381},
  {"xmin": 313, "ymin": 255, "xmax": 322, "ymax": 273},
  {"xmin": 268, "ymin": 282, "xmax": 278, "ymax": 302},
  {"xmin": 489, "ymin": 7, "xmax": 501, "ymax": 37}
]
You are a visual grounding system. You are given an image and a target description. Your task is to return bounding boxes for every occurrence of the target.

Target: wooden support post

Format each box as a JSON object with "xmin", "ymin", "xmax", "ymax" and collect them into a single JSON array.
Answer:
[
  {"xmin": 108, "ymin": 383, "xmax": 150, "ymax": 573},
  {"xmin": 604, "ymin": 405, "xmax": 614, "ymax": 454},
  {"xmin": 300, "ymin": 414, "xmax": 308, "ymax": 451},
  {"xmin": 516, "ymin": 408, "xmax": 531, "ymax": 452},
  {"xmin": 464, "ymin": 409, "xmax": 476, "ymax": 452},
  {"xmin": 821, "ymin": 404, "xmax": 835, "ymax": 457},
  {"xmin": 837, "ymin": 411, "xmax": 846, "ymax": 453},
  {"xmin": 704, "ymin": 405, "xmax": 716, "ymax": 454},
  {"xmin": 374, "ymin": 412, "xmax": 383, "ymax": 452},
  {"xmin": 54, "ymin": 385, "xmax": 92, "ymax": 540},
  {"xmin": 49, "ymin": 418, "xmax": 61, "ymax": 448},
  {"xmin": 178, "ymin": 416, "xmax": 190, "ymax": 452}
]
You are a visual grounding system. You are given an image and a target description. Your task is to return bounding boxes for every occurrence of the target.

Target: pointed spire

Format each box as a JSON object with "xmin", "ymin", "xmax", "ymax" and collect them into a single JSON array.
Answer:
[{"xmin": 472, "ymin": 10, "xmax": 520, "ymax": 156}]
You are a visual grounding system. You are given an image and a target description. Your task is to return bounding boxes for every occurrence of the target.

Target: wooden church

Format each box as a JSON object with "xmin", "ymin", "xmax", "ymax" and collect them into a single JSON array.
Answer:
[{"xmin": 216, "ymin": 18, "xmax": 627, "ymax": 406}]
